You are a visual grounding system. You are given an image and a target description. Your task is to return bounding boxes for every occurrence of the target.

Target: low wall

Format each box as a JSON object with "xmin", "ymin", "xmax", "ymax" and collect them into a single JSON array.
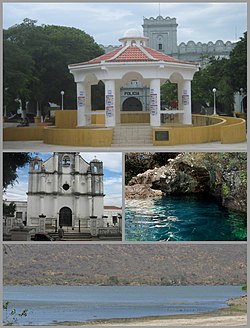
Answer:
[
  {"xmin": 153, "ymin": 115, "xmax": 246, "ymax": 146},
  {"xmin": 55, "ymin": 110, "xmax": 77, "ymax": 128},
  {"xmin": 3, "ymin": 113, "xmax": 246, "ymax": 146},
  {"xmin": 3, "ymin": 126, "xmax": 45, "ymax": 141},
  {"xmin": 221, "ymin": 117, "xmax": 246, "ymax": 143},
  {"xmin": 43, "ymin": 126, "xmax": 113, "ymax": 147},
  {"xmin": 192, "ymin": 115, "xmax": 223, "ymax": 126},
  {"xmin": 121, "ymin": 112, "xmax": 150, "ymax": 124},
  {"xmin": 91, "ymin": 111, "xmax": 105, "ymax": 125}
]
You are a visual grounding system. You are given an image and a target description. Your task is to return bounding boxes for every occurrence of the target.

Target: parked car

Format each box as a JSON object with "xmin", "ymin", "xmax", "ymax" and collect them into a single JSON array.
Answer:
[{"xmin": 32, "ymin": 232, "xmax": 55, "ymax": 241}]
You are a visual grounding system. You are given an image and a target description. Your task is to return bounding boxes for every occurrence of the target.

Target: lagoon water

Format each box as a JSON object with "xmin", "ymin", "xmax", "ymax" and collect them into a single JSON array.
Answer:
[
  {"xmin": 125, "ymin": 195, "xmax": 247, "ymax": 241},
  {"xmin": 3, "ymin": 285, "xmax": 244, "ymax": 325}
]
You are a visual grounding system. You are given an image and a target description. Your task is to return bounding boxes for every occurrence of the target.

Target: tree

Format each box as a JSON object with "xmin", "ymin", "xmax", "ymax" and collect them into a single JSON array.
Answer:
[
  {"xmin": 3, "ymin": 202, "xmax": 16, "ymax": 217},
  {"xmin": 3, "ymin": 40, "xmax": 34, "ymax": 114},
  {"xmin": 3, "ymin": 19, "xmax": 105, "ymax": 116},
  {"xmin": 191, "ymin": 32, "xmax": 247, "ymax": 115},
  {"xmin": 3, "ymin": 153, "xmax": 32, "ymax": 190},
  {"xmin": 161, "ymin": 81, "xmax": 178, "ymax": 108},
  {"xmin": 3, "ymin": 301, "xmax": 28, "ymax": 326},
  {"xmin": 227, "ymin": 32, "xmax": 247, "ymax": 92}
]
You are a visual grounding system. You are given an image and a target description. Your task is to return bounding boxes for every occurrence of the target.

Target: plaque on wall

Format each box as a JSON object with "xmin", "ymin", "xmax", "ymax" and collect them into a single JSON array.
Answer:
[{"xmin": 155, "ymin": 130, "xmax": 169, "ymax": 141}]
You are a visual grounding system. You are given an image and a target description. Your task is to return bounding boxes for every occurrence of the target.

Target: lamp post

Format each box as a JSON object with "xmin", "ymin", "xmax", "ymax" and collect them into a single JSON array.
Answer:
[
  {"xmin": 61, "ymin": 90, "xmax": 64, "ymax": 110},
  {"xmin": 212, "ymin": 88, "xmax": 217, "ymax": 115},
  {"xmin": 240, "ymin": 88, "xmax": 244, "ymax": 113}
]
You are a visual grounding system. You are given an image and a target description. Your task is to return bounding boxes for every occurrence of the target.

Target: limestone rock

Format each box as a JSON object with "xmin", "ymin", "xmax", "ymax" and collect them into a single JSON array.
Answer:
[{"xmin": 126, "ymin": 152, "xmax": 247, "ymax": 213}]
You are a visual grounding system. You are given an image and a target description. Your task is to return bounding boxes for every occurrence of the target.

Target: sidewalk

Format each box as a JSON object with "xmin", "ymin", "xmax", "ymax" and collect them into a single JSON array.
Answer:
[{"xmin": 3, "ymin": 140, "xmax": 247, "ymax": 151}]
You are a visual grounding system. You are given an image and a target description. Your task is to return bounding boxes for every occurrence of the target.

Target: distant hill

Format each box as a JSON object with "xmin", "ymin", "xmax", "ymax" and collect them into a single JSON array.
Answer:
[{"xmin": 3, "ymin": 244, "xmax": 246, "ymax": 286}]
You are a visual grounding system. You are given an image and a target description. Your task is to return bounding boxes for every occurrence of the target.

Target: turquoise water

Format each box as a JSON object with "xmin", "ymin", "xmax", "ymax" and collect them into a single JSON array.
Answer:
[
  {"xmin": 3, "ymin": 285, "xmax": 244, "ymax": 325},
  {"xmin": 125, "ymin": 195, "xmax": 247, "ymax": 241}
]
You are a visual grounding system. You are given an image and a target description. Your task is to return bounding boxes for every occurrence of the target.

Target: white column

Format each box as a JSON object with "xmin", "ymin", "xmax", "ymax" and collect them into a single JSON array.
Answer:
[
  {"xmin": 40, "ymin": 196, "xmax": 44, "ymax": 214},
  {"xmin": 41, "ymin": 174, "xmax": 45, "ymax": 192},
  {"xmin": 53, "ymin": 196, "xmax": 58, "ymax": 219},
  {"xmin": 115, "ymin": 83, "xmax": 120, "ymax": 124},
  {"xmin": 75, "ymin": 175, "xmax": 80, "ymax": 193},
  {"xmin": 179, "ymin": 80, "xmax": 192, "ymax": 125},
  {"xmin": 75, "ymin": 153, "xmax": 80, "ymax": 172},
  {"xmin": 53, "ymin": 153, "xmax": 58, "ymax": 171},
  {"xmin": 87, "ymin": 174, "xmax": 92, "ymax": 193},
  {"xmin": 53, "ymin": 153, "xmax": 58, "ymax": 192},
  {"xmin": 105, "ymin": 80, "xmax": 116, "ymax": 127},
  {"xmin": 150, "ymin": 79, "xmax": 161, "ymax": 127},
  {"xmin": 77, "ymin": 82, "xmax": 87, "ymax": 126},
  {"xmin": 75, "ymin": 196, "xmax": 79, "ymax": 220}
]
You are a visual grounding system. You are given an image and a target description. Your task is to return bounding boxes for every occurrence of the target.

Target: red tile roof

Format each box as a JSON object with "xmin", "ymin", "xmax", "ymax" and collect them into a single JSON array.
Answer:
[
  {"xmin": 109, "ymin": 46, "xmax": 152, "ymax": 62},
  {"xmin": 104, "ymin": 206, "xmax": 122, "ymax": 210},
  {"xmin": 69, "ymin": 44, "xmax": 195, "ymax": 67},
  {"xmin": 144, "ymin": 47, "xmax": 192, "ymax": 64}
]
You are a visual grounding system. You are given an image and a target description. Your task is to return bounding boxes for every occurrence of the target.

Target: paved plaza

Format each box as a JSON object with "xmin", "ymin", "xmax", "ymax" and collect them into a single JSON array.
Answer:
[{"xmin": 3, "ymin": 140, "xmax": 247, "ymax": 152}]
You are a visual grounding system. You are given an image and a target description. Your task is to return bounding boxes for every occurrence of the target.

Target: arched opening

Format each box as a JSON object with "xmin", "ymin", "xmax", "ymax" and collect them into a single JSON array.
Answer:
[
  {"xmin": 59, "ymin": 207, "xmax": 72, "ymax": 227},
  {"xmin": 91, "ymin": 80, "xmax": 105, "ymax": 110},
  {"xmin": 122, "ymin": 97, "xmax": 143, "ymax": 111}
]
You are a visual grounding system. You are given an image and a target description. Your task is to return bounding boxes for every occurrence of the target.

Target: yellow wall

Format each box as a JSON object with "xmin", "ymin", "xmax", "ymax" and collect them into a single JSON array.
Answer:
[
  {"xmin": 221, "ymin": 118, "xmax": 246, "ymax": 143},
  {"xmin": 91, "ymin": 111, "xmax": 105, "ymax": 125},
  {"xmin": 4, "ymin": 114, "xmax": 246, "ymax": 146},
  {"xmin": 55, "ymin": 110, "xmax": 77, "ymax": 128},
  {"xmin": 43, "ymin": 127, "xmax": 113, "ymax": 147},
  {"xmin": 120, "ymin": 112, "xmax": 150, "ymax": 124},
  {"xmin": 153, "ymin": 116, "xmax": 246, "ymax": 146},
  {"xmin": 3, "ymin": 126, "xmax": 45, "ymax": 141},
  {"xmin": 192, "ymin": 115, "xmax": 223, "ymax": 126}
]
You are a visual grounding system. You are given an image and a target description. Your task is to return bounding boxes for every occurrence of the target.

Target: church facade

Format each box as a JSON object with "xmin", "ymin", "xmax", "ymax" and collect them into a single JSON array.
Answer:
[{"xmin": 27, "ymin": 153, "xmax": 109, "ymax": 236}]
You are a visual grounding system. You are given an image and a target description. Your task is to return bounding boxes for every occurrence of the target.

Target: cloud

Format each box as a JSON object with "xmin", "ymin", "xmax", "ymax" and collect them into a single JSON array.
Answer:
[
  {"xmin": 80, "ymin": 152, "xmax": 122, "ymax": 173},
  {"xmin": 3, "ymin": 2, "xmax": 246, "ymax": 45},
  {"xmin": 4, "ymin": 182, "xmax": 28, "ymax": 202}
]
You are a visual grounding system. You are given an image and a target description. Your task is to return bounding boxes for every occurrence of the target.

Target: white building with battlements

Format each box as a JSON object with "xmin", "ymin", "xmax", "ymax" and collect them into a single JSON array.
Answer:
[{"xmin": 100, "ymin": 16, "xmax": 236, "ymax": 66}]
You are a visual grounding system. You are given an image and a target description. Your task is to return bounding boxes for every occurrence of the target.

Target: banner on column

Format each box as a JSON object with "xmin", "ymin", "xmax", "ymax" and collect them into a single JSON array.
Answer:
[
  {"xmin": 106, "ymin": 94, "xmax": 114, "ymax": 106},
  {"xmin": 106, "ymin": 106, "xmax": 113, "ymax": 118},
  {"xmin": 150, "ymin": 93, "xmax": 158, "ymax": 116},
  {"xmin": 77, "ymin": 96, "xmax": 85, "ymax": 108},
  {"xmin": 182, "ymin": 95, "xmax": 189, "ymax": 106},
  {"xmin": 106, "ymin": 94, "xmax": 114, "ymax": 118}
]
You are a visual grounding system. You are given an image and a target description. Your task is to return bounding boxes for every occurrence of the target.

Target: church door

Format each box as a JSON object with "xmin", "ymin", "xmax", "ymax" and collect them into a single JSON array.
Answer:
[{"xmin": 59, "ymin": 207, "xmax": 72, "ymax": 227}]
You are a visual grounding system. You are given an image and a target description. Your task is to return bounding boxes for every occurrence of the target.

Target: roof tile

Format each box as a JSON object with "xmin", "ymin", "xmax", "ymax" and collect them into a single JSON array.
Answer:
[{"xmin": 69, "ymin": 44, "xmax": 195, "ymax": 67}]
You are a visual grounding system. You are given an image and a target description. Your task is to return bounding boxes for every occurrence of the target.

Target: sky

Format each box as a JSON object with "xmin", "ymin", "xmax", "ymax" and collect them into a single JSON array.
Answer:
[
  {"xmin": 3, "ymin": 152, "xmax": 123, "ymax": 207},
  {"xmin": 2, "ymin": 2, "xmax": 247, "ymax": 46}
]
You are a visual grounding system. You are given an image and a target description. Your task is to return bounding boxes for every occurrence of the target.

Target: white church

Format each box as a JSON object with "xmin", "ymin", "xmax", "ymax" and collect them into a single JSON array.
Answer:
[{"xmin": 4, "ymin": 153, "xmax": 122, "ymax": 240}]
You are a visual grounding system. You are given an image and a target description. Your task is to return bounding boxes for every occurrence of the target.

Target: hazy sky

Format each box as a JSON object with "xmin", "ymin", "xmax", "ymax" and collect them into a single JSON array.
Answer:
[
  {"xmin": 3, "ymin": 152, "xmax": 123, "ymax": 207},
  {"xmin": 3, "ymin": 2, "xmax": 247, "ymax": 45}
]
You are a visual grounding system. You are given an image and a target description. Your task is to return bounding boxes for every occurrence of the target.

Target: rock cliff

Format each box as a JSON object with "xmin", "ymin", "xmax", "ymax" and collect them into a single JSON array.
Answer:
[{"xmin": 125, "ymin": 153, "xmax": 247, "ymax": 213}]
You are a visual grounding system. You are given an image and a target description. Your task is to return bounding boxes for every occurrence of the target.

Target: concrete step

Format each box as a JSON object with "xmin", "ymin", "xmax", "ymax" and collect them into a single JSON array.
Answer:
[
  {"xmin": 49, "ymin": 232, "xmax": 92, "ymax": 240},
  {"xmin": 112, "ymin": 125, "xmax": 153, "ymax": 146}
]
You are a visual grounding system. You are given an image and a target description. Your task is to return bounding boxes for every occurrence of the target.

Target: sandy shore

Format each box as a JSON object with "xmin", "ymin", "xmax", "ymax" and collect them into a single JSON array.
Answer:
[
  {"xmin": 55, "ymin": 296, "xmax": 247, "ymax": 327},
  {"xmin": 96, "ymin": 314, "xmax": 247, "ymax": 326}
]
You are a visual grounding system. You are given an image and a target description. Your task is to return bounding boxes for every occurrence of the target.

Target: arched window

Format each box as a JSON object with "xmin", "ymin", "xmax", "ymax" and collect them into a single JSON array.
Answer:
[{"xmin": 62, "ymin": 155, "xmax": 70, "ymax": 166}]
